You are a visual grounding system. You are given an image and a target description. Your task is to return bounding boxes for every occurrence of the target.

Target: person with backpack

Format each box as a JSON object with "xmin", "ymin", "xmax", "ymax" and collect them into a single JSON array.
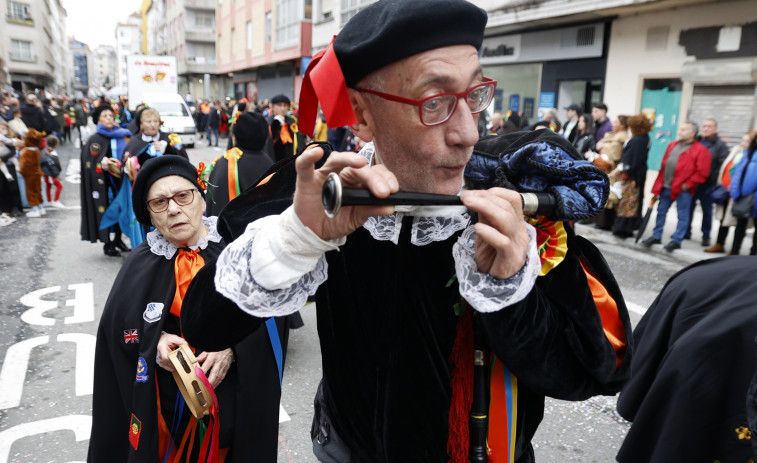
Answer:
[{"xmin": 42, "ymin": 134, "xmax": 65, "ymax": 208}]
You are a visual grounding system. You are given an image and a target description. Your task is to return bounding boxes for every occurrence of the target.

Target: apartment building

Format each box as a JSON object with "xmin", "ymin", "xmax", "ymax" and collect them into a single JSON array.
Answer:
[
  {"xmin": 115, "ymin": 13, "xmax": 141, "ymax": 88},
  {"xmin": 2, "ymin": 0, "xmax": 70, "ymax": 93},
  {"xmin": 215, "ymin": 0, "xmax": 313, "ymax": 103},
  {"xmin": 69, "ymin": 38, "xmax": 93, "ymax": 98},
  {"xmin": 93, "ymin": 45, "xmax": 117, "ymax": 88}
]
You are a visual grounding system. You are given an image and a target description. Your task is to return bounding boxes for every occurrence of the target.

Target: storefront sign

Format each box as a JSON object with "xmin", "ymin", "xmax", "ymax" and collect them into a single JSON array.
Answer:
[{"xmin": 480, "ymin": 35, "xmax": 521, "ymax": 64}]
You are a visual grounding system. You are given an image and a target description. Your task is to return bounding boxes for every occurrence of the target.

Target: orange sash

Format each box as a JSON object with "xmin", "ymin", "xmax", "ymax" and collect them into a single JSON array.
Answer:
[{"xmin": 170, "ymin": 249, "xmax": 205, "ymax": 318}]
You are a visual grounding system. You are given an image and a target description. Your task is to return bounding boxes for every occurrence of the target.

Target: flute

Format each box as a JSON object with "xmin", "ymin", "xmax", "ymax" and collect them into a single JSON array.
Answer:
[{"xmin": 322, "ymin": 172, "xmax": 556, "ymax": 218}]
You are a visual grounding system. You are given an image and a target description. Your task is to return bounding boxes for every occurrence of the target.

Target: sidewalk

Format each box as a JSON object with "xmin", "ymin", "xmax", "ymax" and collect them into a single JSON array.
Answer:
[{"xmin": 574, "ymin": 205, "xmax": 752, "ymax": 266}]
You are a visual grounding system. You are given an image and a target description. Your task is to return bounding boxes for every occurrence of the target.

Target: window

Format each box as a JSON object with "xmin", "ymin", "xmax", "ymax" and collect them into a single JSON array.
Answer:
[
  {"xmin": 8, "ymin": 1, "xmax": 31, "ymax": 20},
  {"xmin": 340, "ymin": 0, "xmax": 374, "ymax": 25},
  {"xmin": 276, "ymin": 0, "xmax": 300, "ymax": 48},
  {"xmin": 265, "ymin": 12, "xmax": 272, "ymax": 44},
  {"xmin": 246, "ymin": 20, "xmax": 252, "ymax": 50},
  {"xmin": 10, "ymin": 39, "xmax": 33, "ymax": 61},
  {"xmin": 195, "ymin": 12, "xmax": 214, "ymax": 27}
]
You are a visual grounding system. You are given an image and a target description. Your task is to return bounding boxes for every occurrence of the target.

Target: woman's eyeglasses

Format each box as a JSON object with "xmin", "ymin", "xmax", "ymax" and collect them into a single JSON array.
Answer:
[{"xmin": 146, "ymin": 189, "xmax": 196, "ymax": 213}]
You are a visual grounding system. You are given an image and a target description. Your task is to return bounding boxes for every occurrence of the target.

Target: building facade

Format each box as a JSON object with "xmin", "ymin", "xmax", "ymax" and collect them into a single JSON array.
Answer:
[
  {"xmin": 215, "ymin": 0, "xmax": 313, "ymax": 104},
  {"xmin": 309, "ymin": 0, "xmax": 757, "ymax": 173},
  {"xmin": 93, "ymin": 45, "xmax": 117, "ymax": 88},
  {"xmin": 68, "ymin": 38, "xmax": 93, "ymax": 98},
  {"xmin": 115, "ymin": 13, "xmax": 141, "ymax": 88},
  {"xmin": 141, "ymin": 0, "xmax": 220, "ymax": 101},
  {"xmin": 2, "ymin": 0, "xmax": 69, "ymax": 93}
]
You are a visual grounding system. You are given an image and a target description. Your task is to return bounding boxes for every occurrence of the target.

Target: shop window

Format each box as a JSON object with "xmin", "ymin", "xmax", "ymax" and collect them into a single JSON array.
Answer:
[{"xmin": 195, "ymin": 12, "xmax": 214, "ymax": 28}]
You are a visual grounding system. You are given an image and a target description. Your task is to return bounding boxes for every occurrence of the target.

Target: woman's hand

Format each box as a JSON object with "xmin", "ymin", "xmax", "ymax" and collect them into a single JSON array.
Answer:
[
  {"xmin": 196, "ymin": 349, "xmax": 234, "ymax": 389},
  {"xmin": 156, "ymin": 333, "xmax": 188, "ymax": 372}
]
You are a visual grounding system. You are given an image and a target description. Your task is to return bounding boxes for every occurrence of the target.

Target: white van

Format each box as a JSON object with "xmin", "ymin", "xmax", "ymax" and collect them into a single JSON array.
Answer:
[{"xmin": 141, "ymin": 93, "xmax": 197, "ymax": 148}]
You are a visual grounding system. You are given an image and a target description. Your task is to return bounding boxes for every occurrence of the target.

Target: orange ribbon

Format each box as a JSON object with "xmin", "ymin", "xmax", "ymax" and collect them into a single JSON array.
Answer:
[
  {"xmin": 170, "ymin": 249, "xmax": 206, "ymax": 318},
  {"xmin": 279, "ymin": 123, "xmax": 293, "ymax": 145}
]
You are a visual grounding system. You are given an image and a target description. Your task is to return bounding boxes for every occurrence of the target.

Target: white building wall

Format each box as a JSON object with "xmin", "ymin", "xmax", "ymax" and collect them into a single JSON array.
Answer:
[{"xmin": 604, "ymin": 0, "xmax": 757, "ymax": 118}]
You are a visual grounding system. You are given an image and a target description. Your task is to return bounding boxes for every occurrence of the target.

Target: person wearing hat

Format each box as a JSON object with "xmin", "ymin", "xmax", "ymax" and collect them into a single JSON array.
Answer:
[
  {"xmin": 561, "ymin": 103, "xmax": 581, "ymax": 143},
  {"xmin": 204, "ymin": 111, "xmax": 274, "ymax": 216},
  {"xmin": 268, "ymin": 94, "xmax": 305, "ymax": 162},
  {"xmin": 122, "ymin": 108, "xmax": 189, "ymax": 182},
  {"xmin": 88, "ymin": 155, "xmax": 288, "ymax": 463},
  {"xmin": 80, "ymin": 104, "xmax": 132, "ymax": 256},
  {"xmin": 180, "ymin": 1, "xmax": 631, "ymax": 462}
]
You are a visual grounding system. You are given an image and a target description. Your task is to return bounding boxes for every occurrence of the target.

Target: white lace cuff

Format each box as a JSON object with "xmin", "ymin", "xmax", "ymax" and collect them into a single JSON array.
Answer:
[
  {"xmin": 452, "ymin": 223, "xmax": 541, "ymax": 313},
  {"xmin": 248, "ymin": 206, "xmax": 344, "ymax": 290},
  {"xmin": 214, "ymin": 220, "xmax": 329, "ymax": 317}
]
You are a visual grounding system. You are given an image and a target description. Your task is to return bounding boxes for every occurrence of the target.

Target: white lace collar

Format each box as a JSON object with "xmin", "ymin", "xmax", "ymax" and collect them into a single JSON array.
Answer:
[
  {"xmin": 147, "ymin": 216, "xmax": 223, "ymax": 259},
  {"xmin": 356, "ymin": 142, "xmax": 470, "ymax": 245}
]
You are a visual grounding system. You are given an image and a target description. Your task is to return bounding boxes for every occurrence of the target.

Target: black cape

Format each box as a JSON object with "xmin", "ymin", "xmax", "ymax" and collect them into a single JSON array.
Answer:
[
  {"xmin": 205, "ymin": 148, "xmax": 273, "ymax": 217},
  {"xmin": 181, "ymin": 140, "xmax": 632, "ymax": 462},
  {"xmin": 269, "ymin": 115, "xmax": 306, "ymax": 163},
  {"xmin": 122, "ymin": 132, "xmax": 189, "ymax": 168},
  {"xmin": 80, "ymin": 132, "xmax": 121, "ymax": 243},
  {"xmin": 617, "ymin": 256, "xmax": 757, "ymax": 463},
  {"xmin": 88, "ymin": 234, "xmax": 288, "ymax": 462}
]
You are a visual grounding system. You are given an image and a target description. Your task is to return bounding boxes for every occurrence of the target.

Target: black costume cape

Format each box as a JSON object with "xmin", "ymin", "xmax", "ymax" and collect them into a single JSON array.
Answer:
[
  {"xmin": 122, "ymin": 132, "xmax": 189, "ymax": 168},
  {"xmin": 80, "ymin": 133, "xmax": 121, "ymax": 243},
  {"xmin": 88, "ymin": 237, "xmax": 288, "ymax": 462},
  {"xmin": 617, "ymin": 256, "xmax": 757, "ymax": 463},
  {"xmin": 205, "ymin": 148, "xmax": 273, "ymax": 217},
  {"xmin": 269, "ymin": 115, "xmax": 306, "ymax": 163},
  {"xmin": 181, "ymin": 133, "xmax": 632, "ymax": 462}
]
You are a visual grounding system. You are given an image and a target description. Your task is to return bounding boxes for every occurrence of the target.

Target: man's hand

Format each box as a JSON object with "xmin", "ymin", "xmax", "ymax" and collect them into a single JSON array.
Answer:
[
  {"xmin": 293, "ymin": 145, "xmax": 398, "ymax": 241},
  {"xmin": 156, "ymin": 333, "xmax": 188, "ymax": 372},
  {"xmin": 461, "ymin": 188, "xmax": 530, "ymax": 280},
  {"xmin": 196, "ymin": 349, "xmax": 234, "ymax": 389}
]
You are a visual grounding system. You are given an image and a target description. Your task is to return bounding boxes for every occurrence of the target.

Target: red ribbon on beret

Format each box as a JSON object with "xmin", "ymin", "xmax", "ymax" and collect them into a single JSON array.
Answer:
[{"xmin": 299, "ymin": 37, "xmax": 357, "ymax": 137}]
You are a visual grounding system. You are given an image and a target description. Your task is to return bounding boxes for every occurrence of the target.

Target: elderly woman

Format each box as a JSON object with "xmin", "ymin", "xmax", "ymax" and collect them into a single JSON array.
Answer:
[
  {"xmin": 80, "ymin": 105, "xmax": 132, "ymax": 256},
  {"xmin": 122, "ymin": 108, "xmax": 188, "ymax": 181},
  {"xmin": 88, "ymin": 155, "xmax": 287, "ymax": 462}
]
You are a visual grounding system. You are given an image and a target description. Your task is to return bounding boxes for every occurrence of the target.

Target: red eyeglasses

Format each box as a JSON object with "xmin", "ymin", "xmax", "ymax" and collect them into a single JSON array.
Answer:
[{"xmin": 355, "ymin": 77, "xmax": 497, "ymax": 126}]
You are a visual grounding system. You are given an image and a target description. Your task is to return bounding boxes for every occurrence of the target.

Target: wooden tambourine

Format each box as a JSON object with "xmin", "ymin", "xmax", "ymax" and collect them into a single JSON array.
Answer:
[{"xmin": 168, "ymin": 344, "xmax": 212, "ymax": 419}]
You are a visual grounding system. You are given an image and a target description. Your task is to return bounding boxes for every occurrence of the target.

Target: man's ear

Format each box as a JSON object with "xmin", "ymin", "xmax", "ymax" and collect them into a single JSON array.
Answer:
[{"xmin": 347, "ymin": 90, "xmax": 375, "ymax": 142}]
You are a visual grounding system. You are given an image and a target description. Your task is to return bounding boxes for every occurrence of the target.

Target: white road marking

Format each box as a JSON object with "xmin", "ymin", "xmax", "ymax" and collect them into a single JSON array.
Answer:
[
  {"xmin": 0, "ymin": 336, "xmax": 50, "ymax": 409},
  {"xmin": 20, "ymin": 286, "xmax": 61, "ymax": 326},
  {"xmin": 279, "ymin": 404, "xmax": 290, "ymax": 423},
  {"xmin": 0, "ymin": 415, "xmax": 91, "ymax": 463},
  {"xmin": 57, "ymin": 333, "xmax": 96, "ymax": 397},
  {"xmin": 64, "ymin": 283, "xmax": 95, "ymax": 325},
  {"xmin": 64, "ymin": 158, "xmax": 80, "ymax": 184}
]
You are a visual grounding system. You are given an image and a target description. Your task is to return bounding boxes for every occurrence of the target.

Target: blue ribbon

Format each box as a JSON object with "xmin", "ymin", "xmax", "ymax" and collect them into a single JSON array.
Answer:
[{"xmin": 265, "ymin": 318, "xmax": 283, "ymax": 388}]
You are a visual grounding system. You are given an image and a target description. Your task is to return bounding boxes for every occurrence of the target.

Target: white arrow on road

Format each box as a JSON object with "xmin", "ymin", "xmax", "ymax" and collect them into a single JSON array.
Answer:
[{"xmin": 57, "ymin": 333, "xmax": 96, "ymax": 397}]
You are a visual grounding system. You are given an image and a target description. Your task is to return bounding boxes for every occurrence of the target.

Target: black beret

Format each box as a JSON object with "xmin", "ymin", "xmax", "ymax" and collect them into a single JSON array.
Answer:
[
  {"xmin": 132, "ymin": 156, "xmax": 204, "ymax": 226},
  {"xmin": 334, "ymin": 0, "xmax": 487, "ymax": 88},
  {"xmin": 234, "ymin": 112, "xmax": 269, "ymax": 151},
  {"xmin": 271, "ymin": 94, "xmax": 291, "ymax": 105},
  {"xmin": 91, "ymin": 104, "xmax": 114, "ymax": 125}
]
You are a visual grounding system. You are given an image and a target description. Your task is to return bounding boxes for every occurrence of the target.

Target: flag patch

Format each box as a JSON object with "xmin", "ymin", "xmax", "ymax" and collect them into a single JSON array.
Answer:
[
  {"xmin": 123, "ymin": 329, "xmax": 139, "ymax": 344},
  {"xmin": 129, "ymin": 413, "xmax": 142, "ymax": 450}
]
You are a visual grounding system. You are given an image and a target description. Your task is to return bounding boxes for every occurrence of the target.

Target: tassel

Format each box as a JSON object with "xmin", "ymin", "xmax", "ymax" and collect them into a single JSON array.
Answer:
[{"xmin": 447, "ymin": 305, "xmax": 474, "ymax": 462}]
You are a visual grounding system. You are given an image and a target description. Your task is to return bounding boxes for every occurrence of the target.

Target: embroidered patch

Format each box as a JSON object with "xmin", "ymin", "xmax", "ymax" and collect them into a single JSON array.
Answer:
[
  {"xmin": 123, "ymin": 329, "xmax": 139, "ymax": 344},
  {"xmin": 136, "ymin": 356, "xmax": 149, "ymax": 383},
  {"xmin": 85, "ymin": 161, "xmax": 91, "ymax": 169},
  {"xmin": 92, "ymin": 191, "xmax": 99, "ymax": 199},
  {"xmin": 143, "ymin": 302, "xmax": 163, "ymax": 323},
  {"xmin": 129, "ymin": 413, "xmax": 142, "ymax": 450},
  {"xmin": 98, "ymin": 206, "xmax": 105, "ymax": 213},
  {"xmin": 90, "ymin": 142, "xmax": 101, "ymax": 155},
  {"xmin": 97, "ymin": 178, "xmax": 104, "ymax": 185}
]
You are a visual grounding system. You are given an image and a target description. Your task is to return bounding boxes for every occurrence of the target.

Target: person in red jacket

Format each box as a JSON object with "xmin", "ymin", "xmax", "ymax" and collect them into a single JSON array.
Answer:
[{"xmin": 642, "ymin": 121, "xmax": 711, "ymax": 252}]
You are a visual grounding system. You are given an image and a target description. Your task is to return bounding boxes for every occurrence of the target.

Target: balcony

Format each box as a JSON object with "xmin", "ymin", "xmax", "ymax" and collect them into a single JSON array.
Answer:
[
  {"xmin": 183, "ymin": 57, "xmax": 217, "ymax": 74},
  {"xmin": 6, "ymin": 14, "xmax": 33, "ymax": 26},
  {"xmin": 185, "ymin": 29, "xmax": 215, "ymax": 43},
  {"xmin": 184, "ymin": 0, "xmax": 214, "ymax": 11}
]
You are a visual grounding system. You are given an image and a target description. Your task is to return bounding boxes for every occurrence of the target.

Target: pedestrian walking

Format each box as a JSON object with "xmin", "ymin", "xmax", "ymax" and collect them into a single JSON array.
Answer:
[{"xmin": 41, "ymin": 134, "xmax": 65, "ymax": 208}]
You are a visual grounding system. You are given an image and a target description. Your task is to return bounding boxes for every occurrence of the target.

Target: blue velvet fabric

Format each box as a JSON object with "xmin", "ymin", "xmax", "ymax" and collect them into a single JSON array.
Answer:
[{"xmin": 466, "ymin": 131, "xmax": 609, "ymax": 220}]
